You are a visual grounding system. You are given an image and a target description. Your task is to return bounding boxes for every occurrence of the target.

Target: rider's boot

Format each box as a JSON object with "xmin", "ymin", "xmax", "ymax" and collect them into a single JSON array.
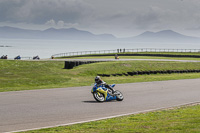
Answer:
[
  {"xmin": 109, "ymin": 87, "xmax": 116, "ymax": 94},
  {"xmin": 106, "ymin": 84, "xmax": 116, "ymax": 95}
]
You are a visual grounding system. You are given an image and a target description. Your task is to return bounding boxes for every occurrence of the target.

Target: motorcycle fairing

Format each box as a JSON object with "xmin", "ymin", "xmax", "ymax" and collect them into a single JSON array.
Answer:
[
  {"xmin": 96, "ymin": 87, "xmax": 108, "ymax": 100},
  {"xmin": 111, "ymin": 84, "xmax": 115, "ymax": 88},
  {"xmin": 91, "ymin": 83, "xmax": 117, "ymax": 101},
  {"xmin": 106, "ymin": 93, "xmax": 117, "ymax": 101},
  {"xmin": 97, "ymin": 87, "xmax": 117, "ymax": 101}
]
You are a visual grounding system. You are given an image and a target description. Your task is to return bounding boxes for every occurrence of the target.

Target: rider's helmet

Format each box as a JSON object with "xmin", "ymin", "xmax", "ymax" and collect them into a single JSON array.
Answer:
[{"xmin": 95, "ymin": 76, "xmax": 101, "ymax": 83}]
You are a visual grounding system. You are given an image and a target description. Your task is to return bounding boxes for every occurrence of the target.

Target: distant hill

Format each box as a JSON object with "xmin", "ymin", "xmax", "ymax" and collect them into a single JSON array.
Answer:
[
  {"xmin": 0, "ymin": 26, "xmax": 40, "ymax": 39},
  {"xmin": 127, "ymin": 30, "xmax": 200, "ymax": 43},
  {"xmin": 0, "ymin": 26, "xmax": 116, "ymax": 40},
  {"xmin": 0, "ymin": 26, "xmax": 200, "ymax": 43}
]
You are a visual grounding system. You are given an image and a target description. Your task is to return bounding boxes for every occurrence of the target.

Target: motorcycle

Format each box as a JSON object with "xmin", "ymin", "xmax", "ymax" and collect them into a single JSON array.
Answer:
[
  {"xmin": 33, "ymin": 56, "xmax": 40, "ymax": 60},
  {"xmin": 91, "ymin": 83, "xmax": 124, "ymax": 102}
]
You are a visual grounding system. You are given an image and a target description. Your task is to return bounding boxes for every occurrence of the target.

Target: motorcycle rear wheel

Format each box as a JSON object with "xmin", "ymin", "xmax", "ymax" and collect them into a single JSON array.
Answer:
[{"xmin": 93, "ymin": 92, "xmax": 105, "ymax": 102}]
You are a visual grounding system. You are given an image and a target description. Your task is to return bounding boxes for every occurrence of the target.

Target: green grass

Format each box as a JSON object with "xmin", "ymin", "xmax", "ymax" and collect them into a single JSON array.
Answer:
[
  {"xmin": 78, "ymin": 60, "xmax": 200, "ymax": 75},
  {"xmin": 21, "ymin": 104, "xmax": 200, "ymax": 133},
  {"xmin": 0, "ymin": 60, "xmax": 71, "ymax": 91},
  {"xmin": 1, "ymin": 60, "xmax": 200, "ymax": 92}
]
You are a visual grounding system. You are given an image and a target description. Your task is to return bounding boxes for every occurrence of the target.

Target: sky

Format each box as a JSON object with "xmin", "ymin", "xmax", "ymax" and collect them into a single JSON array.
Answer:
[{"xmin": 0, "ymin": 0, "xmax": 200, "ymax": 37}]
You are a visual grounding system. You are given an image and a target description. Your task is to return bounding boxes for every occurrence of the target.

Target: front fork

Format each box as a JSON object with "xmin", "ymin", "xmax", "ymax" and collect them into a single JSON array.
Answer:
[{"xmin": 92, "ymin": 87, "xmax": 108, "ymax": 100}]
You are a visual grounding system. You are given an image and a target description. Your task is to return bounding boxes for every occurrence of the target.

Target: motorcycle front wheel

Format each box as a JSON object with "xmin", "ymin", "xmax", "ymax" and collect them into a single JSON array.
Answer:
[
  {"xmin": 115, "ymin": 90, "xmax": 124, "ymax": 101},
  {"xmin": 93, "ymin": 92, "xmax": 105, "ymax": 102}
]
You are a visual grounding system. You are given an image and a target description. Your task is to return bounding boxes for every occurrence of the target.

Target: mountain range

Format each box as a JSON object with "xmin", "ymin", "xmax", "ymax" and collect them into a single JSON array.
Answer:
[
  {"xmin": 0, "ymin": 26, "xmax": 200, "ymax": 43},
  {"xmin": 126, "ymin": 30, "xmax": 200, "ymax": 43}
]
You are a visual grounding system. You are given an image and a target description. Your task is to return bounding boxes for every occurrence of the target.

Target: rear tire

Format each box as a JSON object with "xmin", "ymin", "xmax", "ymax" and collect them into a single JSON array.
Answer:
[
  {"xmin": 93, "ymin": 92, "xmax": 105, "ymax": 102},
  {"xmin": 115, "ymin": 90, "xmax": 124, "ymax": 101}
]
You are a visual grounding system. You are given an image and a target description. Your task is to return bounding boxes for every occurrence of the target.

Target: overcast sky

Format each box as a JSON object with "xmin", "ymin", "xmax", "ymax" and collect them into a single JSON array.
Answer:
[{"xmin": 0, "ymin": 0, "xmax": 200, "ymax": 37}]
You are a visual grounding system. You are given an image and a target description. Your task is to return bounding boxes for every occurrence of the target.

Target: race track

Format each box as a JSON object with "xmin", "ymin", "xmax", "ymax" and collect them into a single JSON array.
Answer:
[{"xmin": 0, "ymin": 79, "xmax": 200, "ymax": 132}]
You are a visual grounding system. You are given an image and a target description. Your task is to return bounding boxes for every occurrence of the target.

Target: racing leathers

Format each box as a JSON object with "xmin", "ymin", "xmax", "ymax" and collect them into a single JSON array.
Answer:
[{"xmin": 96, "ymin": 79, "xmax": 115, "ymax": 94}]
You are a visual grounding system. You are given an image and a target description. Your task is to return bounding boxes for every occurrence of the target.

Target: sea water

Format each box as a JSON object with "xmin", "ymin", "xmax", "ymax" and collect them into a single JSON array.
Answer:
[{"xmin": 1, "ymin": 38, "xmax": 200, "ymax": 59}]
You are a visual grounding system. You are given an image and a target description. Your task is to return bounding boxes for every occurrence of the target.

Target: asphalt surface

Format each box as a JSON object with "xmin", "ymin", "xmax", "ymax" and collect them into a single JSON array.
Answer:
[{"xmin": 1, "ymin": 78, "xmax": 200, "ymax": 133}]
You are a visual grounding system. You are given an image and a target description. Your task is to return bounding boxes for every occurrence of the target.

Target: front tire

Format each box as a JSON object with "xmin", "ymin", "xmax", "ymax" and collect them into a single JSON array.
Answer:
[
  {"xmin": 115, "ymin": 90, "xmax": 124, "ymax": 101},
  {"xmin": 93, "ymin": 92, "xmax": 105, "ymax": 102}
]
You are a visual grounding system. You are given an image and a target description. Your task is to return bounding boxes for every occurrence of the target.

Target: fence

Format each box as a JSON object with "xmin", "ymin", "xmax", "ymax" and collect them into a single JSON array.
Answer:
[
  {"xmin": 20, "ymin": 57, "xmax": 32, "ymax": 60},
  {"xmin": 52, "ymin": 49, "xmax": 117, "ymax": 58},
  {"xmin": 52, "ymin": 48, "xmax": 200, "ymax": 58}
]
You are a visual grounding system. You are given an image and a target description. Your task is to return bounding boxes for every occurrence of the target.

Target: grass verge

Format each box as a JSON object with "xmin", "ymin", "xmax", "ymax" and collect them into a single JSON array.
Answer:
[
  {"xmin": 1, "ymin": 60, "xmax": 200, "ymax": 92},
  {"xmin": 21, "ymin": 103, "xmax": 200, "ymax": 133}
]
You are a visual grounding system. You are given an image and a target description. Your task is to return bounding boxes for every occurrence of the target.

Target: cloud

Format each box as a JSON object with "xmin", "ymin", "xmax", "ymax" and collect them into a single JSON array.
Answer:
[
  {"xmin": 57, "ymin": 21, "xmax": 65, "ymax": 27},
  {"xmin": 45, "ymin": 19, "xmax": 79, "ymax": 28},
  {"xmin": 45, "ymin": 19, "xmax": 56, "ymax": 26},
  {"xmin": 1, "ymin": 0, "xmax": 200, "ymax": 37},
  {"xmin": 0, "ymin": 0, "xmax": 93, "ymax": 24}
]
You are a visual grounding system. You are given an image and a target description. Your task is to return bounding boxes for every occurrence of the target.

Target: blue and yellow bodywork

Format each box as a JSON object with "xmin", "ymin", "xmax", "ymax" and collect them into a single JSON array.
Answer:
[{"xmin": 91, "ymin": 83, "xmax": 117, "ymax": 101}]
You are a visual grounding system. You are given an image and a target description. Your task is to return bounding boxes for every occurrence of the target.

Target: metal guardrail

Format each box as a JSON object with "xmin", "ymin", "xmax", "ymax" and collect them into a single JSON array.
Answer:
[
  {"xmin": 3, "ymin": 57, "xmax": 33, "ymax": 60},
  {"xmin": 52, "ymin": 49, "xmax": 117, "ymax": 58},
  {"xmin": 20, "ymin": 57, "xmax": 32, "ymax": 60},
  {"xmin": 52, "ymin": 48, "xmax": 200, "ymax": 58}
]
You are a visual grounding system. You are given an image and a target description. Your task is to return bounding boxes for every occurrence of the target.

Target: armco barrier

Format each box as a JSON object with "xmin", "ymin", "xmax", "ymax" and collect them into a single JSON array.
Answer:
[
  {"xmin": 52, "ymin": 48, "xmax": 200, "ymax": 58},
  {"xmin": 60, "ymin": 53, "xmax": 200, "ymax": 59}
]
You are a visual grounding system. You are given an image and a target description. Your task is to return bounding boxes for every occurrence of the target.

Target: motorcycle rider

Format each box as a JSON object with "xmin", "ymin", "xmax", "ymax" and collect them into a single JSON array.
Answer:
[{"xmin": 95, "ymin": 76, "xmax": 115, "ymax": 94}]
